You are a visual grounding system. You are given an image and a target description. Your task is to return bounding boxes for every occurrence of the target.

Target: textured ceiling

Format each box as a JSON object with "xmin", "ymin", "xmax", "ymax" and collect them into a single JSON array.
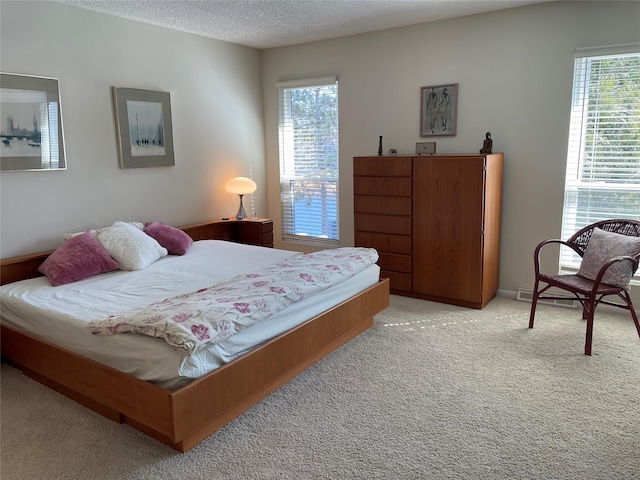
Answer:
[{"xmin": 50, "ymin": 0, "xmax": 554, "ymax": 49}]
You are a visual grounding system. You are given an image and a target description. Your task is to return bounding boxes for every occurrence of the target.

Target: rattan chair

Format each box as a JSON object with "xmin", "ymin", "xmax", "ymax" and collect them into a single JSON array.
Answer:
[{"xmin": 529, "ymin": 219, "xmax": 640, "ymax": 355}]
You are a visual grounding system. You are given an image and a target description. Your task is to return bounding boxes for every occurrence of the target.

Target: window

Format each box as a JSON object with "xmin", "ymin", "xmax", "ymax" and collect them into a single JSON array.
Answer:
[
  {"xmin": 560, "ymin": 45, "xmax": 640, "ymax": 272},
  {"xmin": 277, "ymin": 76, "xmax": 339, "ymax": 246}
]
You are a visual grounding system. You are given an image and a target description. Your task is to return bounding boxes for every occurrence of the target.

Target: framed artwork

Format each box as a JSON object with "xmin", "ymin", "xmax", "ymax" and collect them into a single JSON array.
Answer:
[
  {"xmin": 0, "ymin": 73, "xmax": 67, "ymax": 171},
  {"xmin": 112, "ymin": 87, "xmax": 174, "ymax": 168},
  {"xmin": 420, "ymin": 83, "xmax": 458, "ymax": 137}
]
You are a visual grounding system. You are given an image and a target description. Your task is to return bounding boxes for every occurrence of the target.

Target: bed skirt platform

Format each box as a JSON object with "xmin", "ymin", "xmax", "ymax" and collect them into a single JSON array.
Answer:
[{"xmin": 1, "ymin": 278, "xmax": 389, "ymax": 452}]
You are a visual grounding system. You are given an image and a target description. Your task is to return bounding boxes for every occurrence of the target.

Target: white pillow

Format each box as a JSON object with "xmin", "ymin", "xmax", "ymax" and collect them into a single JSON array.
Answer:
[
  {"xmin": 97, "ymin": 221, "xmax": 167, "ymax": 271},
  {"xmin": 64, "ymin": 222, "xmax": 144, "ymax": 240}
]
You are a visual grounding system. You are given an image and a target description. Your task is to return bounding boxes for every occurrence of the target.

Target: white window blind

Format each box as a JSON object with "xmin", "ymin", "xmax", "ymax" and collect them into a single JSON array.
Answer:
[
  {"xmin": 277, "ymin": 76, "xmax": 339, "ymax": 246},
  {"xmin": 560, "ymin": 46, "xmax": 640, "ymax": 273}
]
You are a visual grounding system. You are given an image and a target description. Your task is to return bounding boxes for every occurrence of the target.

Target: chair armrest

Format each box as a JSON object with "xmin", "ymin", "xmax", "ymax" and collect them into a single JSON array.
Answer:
[
  {"xmin": 591, "ymin": 254, "xmax": 640, "ymax": 292},
  {"xmin": 533, "ymin": 239, "xmax": 582, "ymax": 276}
]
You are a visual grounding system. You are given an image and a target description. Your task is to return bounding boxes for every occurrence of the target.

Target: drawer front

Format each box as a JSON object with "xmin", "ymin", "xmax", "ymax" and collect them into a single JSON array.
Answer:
[
  {"xmin": 378, "ymin": 252, "xmax": 412, "ymax": 273},
  {"xmin": 261, "ymin": 231, "xmax": 274, "ymax": 247},
  {"xmin": 355, "ymin": 231, "xmax": 411, "ymax": 255},
  {"xmin": 354, "ymin": 157, "xmax": 412, "ymax": 176},
  {"xmin": 380, "ymin": 270, "xmax": 412, "ymax": 292},
  {"xmin": 354, "ymin": 195, "xmax": 412, "ymax": 215},
  {"xmin": 354, "ymin": 214, "xmax": 412, "ymax": 235},
  {"xmin": 354, "ymin": 177, "xmax": 412, "ymax": 196}
]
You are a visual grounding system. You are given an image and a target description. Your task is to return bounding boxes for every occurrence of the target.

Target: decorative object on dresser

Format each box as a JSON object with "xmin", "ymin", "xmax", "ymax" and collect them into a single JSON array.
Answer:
[
  {"xmin": 225, "ymin": 176, "xmax": 257, "ymax": 220},
  {"xmin": 419, "ymin": 83, "xmax": 458, "ymax": 137},
  {"xmin": 354, "ymin": 153, "xmax": 504, "ymax": 309},
  {"xmin": 0, "ymin": 72, "xmax": 67, "ymax": 171},
  {"xmin": 112, "ymin": 87, "xmax": 175, "ymax": 168},
  {"xmin": 480, "ymin": 132, "xmax": 493, "ymax": 154},
  {"xmin": 415, "ymin": 142, "xmax": 436, "ymax": 155},
  {"xmin": 377, "ymin": 136, "xmax": 383, "ymax": 156}
]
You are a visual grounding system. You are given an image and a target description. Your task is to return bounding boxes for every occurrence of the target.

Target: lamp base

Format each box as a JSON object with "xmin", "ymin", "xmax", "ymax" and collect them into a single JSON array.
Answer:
[{"xmin": 235, "ymin": 195, "xmax": 247, "ymax": 220}]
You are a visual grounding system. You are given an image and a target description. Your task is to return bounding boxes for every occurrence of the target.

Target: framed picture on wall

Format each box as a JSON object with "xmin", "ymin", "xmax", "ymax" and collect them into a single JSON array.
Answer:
[
  {"xmin": 0, "ymin": 72, "xmax": 67, "ymax": 171},
  {"xmin": 419, "ymin": 83, "xmax": 458, "ymax": 137},
  {"xmin": 112, "ymin": 87, "xmax": 175, "ymax": 168}
]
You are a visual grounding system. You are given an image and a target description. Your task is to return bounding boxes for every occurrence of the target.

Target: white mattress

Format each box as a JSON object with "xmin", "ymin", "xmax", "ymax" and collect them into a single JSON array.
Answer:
[{"xmin": 0, "ymin": 240, "xmax": 380, "ymax": 389}]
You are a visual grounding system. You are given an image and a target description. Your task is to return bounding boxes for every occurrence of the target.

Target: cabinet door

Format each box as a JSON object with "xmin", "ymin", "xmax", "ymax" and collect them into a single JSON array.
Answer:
[{"xmin": 412, "ymin": 156, "xmax": 485, "ymax": 303}]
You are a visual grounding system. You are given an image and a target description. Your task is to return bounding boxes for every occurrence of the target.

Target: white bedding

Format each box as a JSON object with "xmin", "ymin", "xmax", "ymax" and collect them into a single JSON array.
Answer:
[{"xmin": 0, "ymin": 240, "xmax": 380, "ymax": 389}]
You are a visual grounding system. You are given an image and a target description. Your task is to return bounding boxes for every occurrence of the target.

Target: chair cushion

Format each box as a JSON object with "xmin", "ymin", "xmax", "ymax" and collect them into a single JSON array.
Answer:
[
  {"xmin": 577, "ymin": 227, "xmax": 640, "ymax": 288},
  {"xmin": 539, "ymin": 273, "xmax": 622, "ymax": 295}
]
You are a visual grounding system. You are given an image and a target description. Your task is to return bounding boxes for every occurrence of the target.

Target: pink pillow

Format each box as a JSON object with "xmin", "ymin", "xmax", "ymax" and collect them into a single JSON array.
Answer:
[
  {"xmin": 38, "ymin": 231, "xmax": 119, "ymax": 286},
  {"xmin": 144, "ymin": 222, "xmax": 193, "ymax": 255}
]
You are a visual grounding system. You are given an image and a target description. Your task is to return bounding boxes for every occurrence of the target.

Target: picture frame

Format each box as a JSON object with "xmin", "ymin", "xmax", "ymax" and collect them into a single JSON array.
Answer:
[
  {"xmin": 0, "ymin": 72, "xmax": 67, "ymax": 171},
  {"xmin": 420, "ymin": 83, "xmax": 458, "ymax": 137},
  {"xmin": 112, "ymin": 87, "xmax": 174, "ymax": 168},
  {"xmin": 416, "ymin": 142, "xmax": 436, "ymax": 155}
]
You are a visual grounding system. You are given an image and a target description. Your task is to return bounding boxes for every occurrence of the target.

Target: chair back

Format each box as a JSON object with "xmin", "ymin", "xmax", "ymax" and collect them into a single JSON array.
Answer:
[{"xmin": 567, "ymin": 219, "xmax": 640, "ymax": 258}]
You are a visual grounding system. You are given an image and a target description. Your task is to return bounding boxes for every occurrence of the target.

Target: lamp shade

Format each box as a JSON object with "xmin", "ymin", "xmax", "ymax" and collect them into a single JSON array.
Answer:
[{"xmin": 225, "ymin": 177, "xmax": 257, "ymax": 195}]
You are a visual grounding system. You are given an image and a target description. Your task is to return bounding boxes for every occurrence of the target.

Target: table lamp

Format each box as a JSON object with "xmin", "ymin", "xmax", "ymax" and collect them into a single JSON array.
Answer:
[{"xmin": 225, "ymin": 176, "xmax": 257, "ymax": 220}]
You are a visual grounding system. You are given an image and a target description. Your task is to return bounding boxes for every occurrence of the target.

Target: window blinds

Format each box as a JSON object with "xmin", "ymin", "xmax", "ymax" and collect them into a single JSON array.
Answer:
[
  {"xmin": 560, "ymin": 45, "xmax": 640, "ymax": 272},
  {"xmin": 277, "ymin": 76, "xmax": 339, "ymax": 245}
]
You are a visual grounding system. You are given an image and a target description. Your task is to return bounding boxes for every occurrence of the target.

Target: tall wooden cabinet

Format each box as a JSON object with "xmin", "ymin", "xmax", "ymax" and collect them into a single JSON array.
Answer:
[{"xmin": 354, "ymin": 153, "xmax": 503, "ymax": 309}]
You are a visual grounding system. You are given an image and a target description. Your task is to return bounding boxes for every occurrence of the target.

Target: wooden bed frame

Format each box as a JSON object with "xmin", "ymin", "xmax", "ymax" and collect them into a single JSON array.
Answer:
[{"xmin": 0, "ymin": 220, "xmax": 390, "ymax": 452}]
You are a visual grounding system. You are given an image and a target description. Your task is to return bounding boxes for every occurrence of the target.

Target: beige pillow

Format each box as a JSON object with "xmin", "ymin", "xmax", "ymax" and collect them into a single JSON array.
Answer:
[
  {"xmin": 64, "ymin": 222, "xmax": 144, "ymax": 240},
  {"xmin": 577, "ymin": 227, "xmax": 640, "ymax": 288}
]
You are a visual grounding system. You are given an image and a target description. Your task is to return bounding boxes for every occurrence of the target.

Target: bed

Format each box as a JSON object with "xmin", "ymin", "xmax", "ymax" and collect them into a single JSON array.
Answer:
[{"xmin": 0, "ymin": 220, "xmax": 390, "ymax": 452}]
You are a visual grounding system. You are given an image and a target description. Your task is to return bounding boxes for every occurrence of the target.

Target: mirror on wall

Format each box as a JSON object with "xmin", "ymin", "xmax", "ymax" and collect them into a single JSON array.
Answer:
[{"xmin": 0, "ymin": 73, "xmax": 67, "ymax": 171}]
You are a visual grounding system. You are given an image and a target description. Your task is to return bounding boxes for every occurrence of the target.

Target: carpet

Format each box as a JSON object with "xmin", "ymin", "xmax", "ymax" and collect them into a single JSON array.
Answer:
[{"xmin": 1, "ymin": 295, "xmax": 639, "ymax": 480}]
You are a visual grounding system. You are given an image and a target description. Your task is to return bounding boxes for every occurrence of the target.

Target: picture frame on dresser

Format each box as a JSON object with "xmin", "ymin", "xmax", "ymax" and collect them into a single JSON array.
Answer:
[
  {"xmin": 420, "ymin": 83, "xmax": 458, "ymax": 137},
  {"xmin": 112, "ymin": 87, "xmax": 175, "ymax": 169},
  {"xmin": 416, "ymin": 142, "xmax": 437, "ymax": 155}
]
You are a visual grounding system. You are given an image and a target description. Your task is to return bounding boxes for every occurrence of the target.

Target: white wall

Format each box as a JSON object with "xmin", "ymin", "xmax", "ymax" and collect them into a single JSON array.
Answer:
[
  {"xmin": 261, "ymin": 1, "xmax": 640, "ymax": 305},
  {"xmin": 2, "ymin": 1, "xmax": 639, "ymax": 306},
  {"xmin": 0, "ymin": 1, "xmax": 265, "ymax": 257}
]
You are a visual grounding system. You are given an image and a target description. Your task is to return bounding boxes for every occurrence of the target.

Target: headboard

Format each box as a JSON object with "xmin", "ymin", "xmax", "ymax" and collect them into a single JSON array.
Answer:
[
  {"xmin": 0, "ymin": 251, "xmax": 52, "ymax": 285},
  {"xmin": 0, "ymin": 220, "xmax": 258, "ymax": 286}
]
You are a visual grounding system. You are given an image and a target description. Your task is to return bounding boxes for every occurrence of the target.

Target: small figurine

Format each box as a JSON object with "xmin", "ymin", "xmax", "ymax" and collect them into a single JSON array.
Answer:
[
  {"xmin": 389, "ymin": 148, "xmax": 397, "ymax": 156},
  {"xmin": 378, "ymin": 136, "xmax": 383, "ymax": 156},
  {"xmin": 480, "ymin": 132, "xmax": 493, "ymax": 154}
]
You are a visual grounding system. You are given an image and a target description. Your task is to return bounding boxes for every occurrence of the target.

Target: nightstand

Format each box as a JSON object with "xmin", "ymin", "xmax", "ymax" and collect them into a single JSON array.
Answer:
[{"xmin": 180, "ymin": 218, "xmax": 274, "ymax": 247}]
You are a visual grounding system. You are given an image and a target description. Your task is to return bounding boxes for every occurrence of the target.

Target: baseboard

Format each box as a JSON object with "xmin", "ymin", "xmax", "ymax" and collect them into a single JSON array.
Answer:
[
  {"xmin": 496, "ymin": 289, "xmax": 516, "ymax": 300},
  {"xmin": 501, "ymin": 288, "xmax": 639, "ymax": 316},
  {"xmin": 515, "ymin": 288, "xmax": 578, "ymax": 309}
]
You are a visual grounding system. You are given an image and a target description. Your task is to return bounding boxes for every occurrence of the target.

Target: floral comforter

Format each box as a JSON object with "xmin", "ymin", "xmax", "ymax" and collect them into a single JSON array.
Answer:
[{"xmin": 88, "ymin": 247, "xmax": 378, "ymax": 356}]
